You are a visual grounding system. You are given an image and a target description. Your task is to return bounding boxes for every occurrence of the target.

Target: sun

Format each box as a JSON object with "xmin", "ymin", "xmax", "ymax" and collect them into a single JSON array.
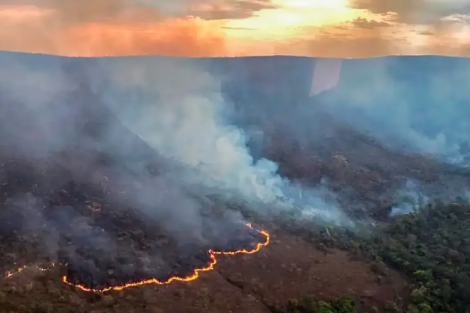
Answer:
[{"xmin": 224, "ymin": 0, "xmax": 356, "ymax": 40}]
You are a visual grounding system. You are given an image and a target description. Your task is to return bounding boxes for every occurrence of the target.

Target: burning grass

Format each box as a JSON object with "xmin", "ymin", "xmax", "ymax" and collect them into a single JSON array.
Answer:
[
  {"xmin": 4, "ymin": 223, "xmax": 269, "ymax": 292},
  {"xmin": 0, "ymin": 156, "xmax": 270, "ymax": 293}
]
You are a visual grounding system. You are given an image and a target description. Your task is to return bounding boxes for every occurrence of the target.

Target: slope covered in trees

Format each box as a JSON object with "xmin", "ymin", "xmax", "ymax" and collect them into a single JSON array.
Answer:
[{"xmin": 274, "ymin": 200, "xmax": 470, "ymax": 313}]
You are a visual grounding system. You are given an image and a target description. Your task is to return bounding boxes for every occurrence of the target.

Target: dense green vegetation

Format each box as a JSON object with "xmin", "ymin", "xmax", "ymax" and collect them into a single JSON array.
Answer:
[
  {"xmin": 271, "ymin": 296, "xmax": 357, "ymax": 313},
  {"xmin": 279, "ymin": 200, "xmax": 470, "ymax": 313},
  {"xmin": 359, "ymin": 201, "xmax": 470, "ymax": 313}
]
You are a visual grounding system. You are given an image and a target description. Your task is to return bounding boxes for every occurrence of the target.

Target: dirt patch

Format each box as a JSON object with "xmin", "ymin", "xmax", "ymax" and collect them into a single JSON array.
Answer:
[{"xmin": 216, "ymin": 228, "xmax": 408, "ymax": 309}]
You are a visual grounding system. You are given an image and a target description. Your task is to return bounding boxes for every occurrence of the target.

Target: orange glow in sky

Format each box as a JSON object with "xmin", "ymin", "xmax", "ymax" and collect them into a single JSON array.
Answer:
[{"xmin": 0, "ymin": 0, "xmax": 468, "ymax": 57}]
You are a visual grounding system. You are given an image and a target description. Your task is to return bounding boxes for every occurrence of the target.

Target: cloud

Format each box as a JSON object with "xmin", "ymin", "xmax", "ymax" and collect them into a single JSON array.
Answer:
[
  {"xmin": 0, "ymin": 0, "xmax": 278, "ymax": 56},
  {"xmin": 278, "ymin": 19, "xmax": 401, "ymax": 58},
  {"xmin": 348, "ymin": 0, "xmax": 470, "ymax": 24},
  {"xmin": 0, "ymin": 0, "xmax": 468, "ymax": 57},
  {"xmin": 188, "ymin": 0, "xmax": 277, "ymax": 20},
  {"xmin": 0, "ymin": 0, "xmax": 190, "ymax": 21},
  {"xmin": 420, "ymin": 13, "xmax": 470, "ymax": 52},
  {"xmin": 351, "ymin": 17, "xmax": 392, "ymax": 29},
  {"xmin": 0, "ymin": 3, "xmax": 227, "ymax": 56},
  {"xmin": 438, "ymin": 13, "xmax": 470, "ymax": 26},
  {"xmin": 418, "ymin": 30, "xmax": 435, "ymax": 36},
  {"xmin": 0, "ymin": 0, "xmax": 275, "ymax": 22},
  {"xmin": 294, "ymin": 36, "xmax": 401, "ymax": 58},
  {"xmin": 271, "ymin": 21, "xmax": 470, "ymax": 57}
]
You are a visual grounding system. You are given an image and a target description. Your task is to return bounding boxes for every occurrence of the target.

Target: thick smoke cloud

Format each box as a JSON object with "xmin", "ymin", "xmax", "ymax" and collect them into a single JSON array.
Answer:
[
  {"xmin": 0, "ymin": 51, "xmax": 353, "ymax": 281},
  {"xmin": 0, "ymin": 54, "xmax": 222, "ymax": 280},
  {"xmin": 203, "ymin": 56, "xmax": 470, "ymax": 218},
  {"xmin": 95, "ymin": 56, "xmax": 350, "ymax": 225},
  {"xmin": 7, "ymin": 51, "xmax": 470, "ymax": 280},
  {"xmin": 316, "ymin": 57, "xmax": 470, "ymax": 166},
  {"xmin": 306, "ymin": 57, "xmax": 470, "ymax": 215}
]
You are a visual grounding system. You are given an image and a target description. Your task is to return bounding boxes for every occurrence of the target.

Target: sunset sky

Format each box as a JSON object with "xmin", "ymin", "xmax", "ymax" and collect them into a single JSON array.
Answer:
[{"xmin": 0, "ymin": 0, "xmax": 469, "ymax": 57}]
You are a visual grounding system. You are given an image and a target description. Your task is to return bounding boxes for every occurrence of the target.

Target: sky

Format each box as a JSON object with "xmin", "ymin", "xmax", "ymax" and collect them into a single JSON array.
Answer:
[{"xmin": 0, "ymin": 0, "xmax": 469, "ymax": 57}]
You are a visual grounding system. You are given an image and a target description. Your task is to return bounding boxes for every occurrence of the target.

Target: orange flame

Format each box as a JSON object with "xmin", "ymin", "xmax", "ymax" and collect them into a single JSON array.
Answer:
[{"xmin": 5, "ymin": 223, "xmax": 270, "ymax": 293}]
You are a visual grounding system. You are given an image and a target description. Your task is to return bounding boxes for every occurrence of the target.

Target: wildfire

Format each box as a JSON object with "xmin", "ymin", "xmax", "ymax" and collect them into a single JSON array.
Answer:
[
  {"xmin": 5, "ymin": 223, "xmax": 270, "ymax": 293},
  {"xmin": 5, "ymin": 263, "xmax": 54, "ymax": 278}
]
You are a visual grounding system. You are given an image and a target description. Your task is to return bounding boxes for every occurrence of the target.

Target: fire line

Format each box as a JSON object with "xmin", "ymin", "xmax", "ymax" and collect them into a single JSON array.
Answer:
[{"xmin": 4, "ymin": 223, "xmax": 270, "ymax": 293}]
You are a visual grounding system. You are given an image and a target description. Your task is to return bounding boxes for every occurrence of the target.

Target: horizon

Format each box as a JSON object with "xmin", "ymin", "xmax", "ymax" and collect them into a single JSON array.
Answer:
[{"xmin": 1, "ymin": 49, "xmax": 469, "ymax": 59}]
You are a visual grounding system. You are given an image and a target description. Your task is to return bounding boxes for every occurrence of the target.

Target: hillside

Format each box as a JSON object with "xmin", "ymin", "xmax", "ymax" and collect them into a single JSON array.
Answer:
[{"xmin": 0, "ymin": 52, "xmax": 470, "ymax": 313}]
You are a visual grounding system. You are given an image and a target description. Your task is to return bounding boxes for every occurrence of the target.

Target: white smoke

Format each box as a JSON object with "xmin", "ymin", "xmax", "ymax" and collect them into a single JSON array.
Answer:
[{"xmin": 99, "ymin": 57, "xmax": 351, "ymax": 226}]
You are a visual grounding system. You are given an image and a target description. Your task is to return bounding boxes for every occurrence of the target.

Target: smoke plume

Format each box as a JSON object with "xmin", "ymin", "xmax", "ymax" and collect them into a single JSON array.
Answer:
[
  {"xmin": 96, "ymin": 56, "xmax": 350, "ymax": 225},
  {"xmin": 0, "ymin": 51, "xmax": 353, "ymax": 280},
  {"xmin": 316, "ymin": 56, "xmax": 470, "ymax": 166}
]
